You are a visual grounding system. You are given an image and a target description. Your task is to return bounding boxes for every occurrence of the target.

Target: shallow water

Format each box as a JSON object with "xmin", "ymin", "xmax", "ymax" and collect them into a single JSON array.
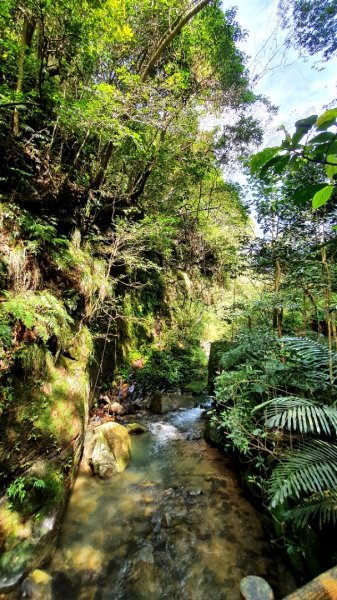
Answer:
[{"xmin": 47, "ymin": 407, "xmax": 293, "ymax": 599}]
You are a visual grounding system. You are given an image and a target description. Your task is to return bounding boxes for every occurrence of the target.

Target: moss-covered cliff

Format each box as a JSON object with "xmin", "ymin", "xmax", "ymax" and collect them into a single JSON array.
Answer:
[{"xmin": 0, "ymin": 326, "xmax": 92, "ymax": 592}]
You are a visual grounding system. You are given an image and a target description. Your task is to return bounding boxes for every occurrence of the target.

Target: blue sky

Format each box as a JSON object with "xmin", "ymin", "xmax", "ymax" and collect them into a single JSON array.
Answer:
[{"xmin": 230, "ymin": 0, "xmax": 337, "ymax": 143}]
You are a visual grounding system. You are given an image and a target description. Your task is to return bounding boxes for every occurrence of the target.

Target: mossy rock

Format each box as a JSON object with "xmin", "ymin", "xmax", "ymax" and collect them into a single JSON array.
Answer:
[
  {"xmin": 204, "ymin": 419, "xmax": 222, "ymax": 445},
  {"xmin": 149, "ymin": 393, "xmax": 197, "ymax": 414},
  {"xmin": 0, "ymin": 326, "xmax": 92, "ymax": 593},
  {"xmin": 21, "ymin": 569, "xmax": 52, "ymax": 599},
  {"xmin": 88, "ymin": 422, "xmax": 131, "ymax": 479},
  {"xmin": 0, "ymin": 511, "xmax": 57, "ymax": 593},
  {"xmin": 126, "ymin": 423, "xmax": 147, "ymax": 435}
]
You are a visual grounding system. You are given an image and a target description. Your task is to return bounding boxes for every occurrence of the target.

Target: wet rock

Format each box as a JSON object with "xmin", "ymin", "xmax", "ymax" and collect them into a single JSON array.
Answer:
[
  {"xmin": 133, "ymin": 543, "xmax": 154, "ymax": 565},
  {"xmin": 188, "ymin": 488, "xmax": 203, "ymax": 496},
  {"xmin": 186, "ymin": 432, "xmax": 202, "ymax": 440},
  {"xmin": 108, "ymin": 401, "xmax": 126, "ymax": 416},
  {"xmin": 126, "ymin": 423, "xmax": 147, "ymax": 435},
  {"xmin": 240, "ymin": 575, "xmax": 274, "ymax": 600},
  {"xmin": 161, "ymin": 505, "xmax": 187, "ymax": 528},
  {"xmin": 149, "ymin": 393, "xmax": 197, "ymax": 414},
  {"xmin": 21, "ymin": 569, "xmax": 51, "ymax": 599},
  {"xmin": 87, "ymin": 422, "xmax": 131, "ymax": 479},
  {"xmin": 65, "ymin": 544, "xmax": 104, "ymax": 574},
  {"xmin": 128, "ymin": 543, "xmax": 162, "ymax": 599},
  {"xmin": 206, "ymin": 476, "xmax": 227, "ymax": 492}
]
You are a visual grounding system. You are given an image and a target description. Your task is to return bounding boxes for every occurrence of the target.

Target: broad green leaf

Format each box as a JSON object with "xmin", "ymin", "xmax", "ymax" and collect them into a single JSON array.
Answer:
[
  {"xmin": 316, "ymin": 108, "xmax": 337, "ymax": 129},
  {"xmin": 326, "ymin": 154, "xmax": 337, "ymax": 180},
  {"xmin": 310, "ymin": 142, "xmax": 334, "ymax": 160},
  {"xmin": 312, "ymin": 185, "xmax": 334, "ymax": 210},
  {"xmin": 274, "ymin": 154, "xmax": 291, "ymax": 174},
  {"xmin": 310, "ymin": 132, "xmax": 336, "ymax": 145},
  {"xmin": 292, "ymin": 115, "xmax": 318, "ymax": 146},
  {"xmin": 259, "ymin": 154, "xmax": 290, "ymax": 178},
  {"xmin": 250, "ymin": 147, "xmax": 280, "ymax": 176},
  {"xmin": 292, "ymin": 183, "xmax": 327, "ymax": 205}
]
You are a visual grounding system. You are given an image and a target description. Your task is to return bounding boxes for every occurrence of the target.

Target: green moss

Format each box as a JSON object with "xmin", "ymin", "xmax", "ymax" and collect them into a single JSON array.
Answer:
[
  {"xmin": 0, "ymin": 325, "xmax": 93, "ymax": 583},
  {"xmin": 1, "ymin": 326, "xmax": 92, "ymax": 484}
]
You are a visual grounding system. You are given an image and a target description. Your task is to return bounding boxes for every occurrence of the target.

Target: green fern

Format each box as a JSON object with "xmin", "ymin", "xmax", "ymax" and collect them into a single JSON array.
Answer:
[
  {"xmin": 287, "ymin": 491, "xmax": 337, "ymax": 529},
  {"xmin": 32, "ymin": 478, "xmax": 47, "ymax": 490},
  {"xmin": 1, "ymin": 290, "xmax": 73, "ymax": 344},
  {"xmin": 283, "ymin": 336, "xmax": 337, "ymax": 383},
  {"xmin": 269, "ymin": 440, "xmax": 337, "ymax": 508},
  {"xmin": 255, "ymin": 396, "xmax": 337, "ymax": 435}
]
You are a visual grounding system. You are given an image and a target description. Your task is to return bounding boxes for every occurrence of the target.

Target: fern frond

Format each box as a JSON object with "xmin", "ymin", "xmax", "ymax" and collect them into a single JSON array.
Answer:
[
  {"xmin": 283, "ymin": 336, "xmax": 337, "ymax": 382},
  {"xmin": 287, "ymin": 491, "xmax": 337, "ymax": 529},
  {"xmin": 260, "ymin": 396, "xmax": 337, "ymax": 435},
  {"xmin": 269, "ymin": 440, "xmax": 337, "ymax": 508}
]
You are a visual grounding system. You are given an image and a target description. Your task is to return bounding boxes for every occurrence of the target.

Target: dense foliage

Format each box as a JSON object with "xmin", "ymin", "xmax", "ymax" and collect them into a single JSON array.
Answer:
[
  {"xmin": 279, "ymin": 0, "xmax": 337, "ymax": 61},
  {"xmin": 0, "ymin": 0, "xmax": 257, "ymax": 393},
  {"xmin": 0, "ymin": 0, "xmax": 259, "ymax": 529},
  {"xmin": 1, "ymin": 0, "xmax": 337, "ymax": 584},
  {"xmin": 210, "ymin": 106, "xmax": 337, "ymax": 576}
]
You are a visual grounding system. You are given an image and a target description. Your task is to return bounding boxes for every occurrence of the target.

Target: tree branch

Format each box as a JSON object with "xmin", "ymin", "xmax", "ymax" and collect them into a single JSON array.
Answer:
[
  {"xmin": 140, "ymin": 0, "xmax": 213, "ymax": 82},
  {"xmin": 0, "ymin": 101, "xmax": 41, "ymax": 109}
]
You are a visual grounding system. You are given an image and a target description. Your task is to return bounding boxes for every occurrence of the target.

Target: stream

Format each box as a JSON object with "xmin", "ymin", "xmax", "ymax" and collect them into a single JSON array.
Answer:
[{"xmin": 46, "ymin": 406, "xmax": 294, "ymax": 599}]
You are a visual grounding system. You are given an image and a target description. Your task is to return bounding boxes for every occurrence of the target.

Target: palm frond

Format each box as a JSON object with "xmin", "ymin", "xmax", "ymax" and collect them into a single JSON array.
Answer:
[
  {"xmin": 269, "ymin": 440, "xmax": 337, "ymax": 508},
  {"xmin": 283, "ymin": 336, "xmax": 337, "ymax": 382},
  {"xmin": 287, "ymin": 491, "xmax": 337, "ymax": 529},
  {"xmin": 259, "ymin": 396, "xmax": 337, "ymax": 435}
]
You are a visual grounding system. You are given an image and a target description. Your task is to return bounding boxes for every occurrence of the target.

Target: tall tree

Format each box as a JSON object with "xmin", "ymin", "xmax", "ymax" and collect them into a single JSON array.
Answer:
[{"xmin": 279, "ymin": 0, "xmax": 337, "ymax": 60}]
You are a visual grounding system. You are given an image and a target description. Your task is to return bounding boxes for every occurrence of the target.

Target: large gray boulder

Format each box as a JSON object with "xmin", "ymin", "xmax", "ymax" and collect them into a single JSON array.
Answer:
[
  {"xmin": 149, "ymin": 393, "xmax": 197, "ymax": 414},
  {"xmin": 86, "ymin": 422, "xmax": 131, "ymax": 479}
]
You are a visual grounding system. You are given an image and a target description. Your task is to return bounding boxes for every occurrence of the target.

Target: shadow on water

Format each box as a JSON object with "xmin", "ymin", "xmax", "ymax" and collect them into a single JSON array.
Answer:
[{"xmin": 48, "ymin": 407, "xmax": 295, "ymax": 600}]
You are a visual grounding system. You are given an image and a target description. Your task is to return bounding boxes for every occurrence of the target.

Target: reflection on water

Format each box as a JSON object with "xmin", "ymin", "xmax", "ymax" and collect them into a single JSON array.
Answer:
[{"xmin": 47, "ymin": 407, "xmax": 292, "ymax": 599}]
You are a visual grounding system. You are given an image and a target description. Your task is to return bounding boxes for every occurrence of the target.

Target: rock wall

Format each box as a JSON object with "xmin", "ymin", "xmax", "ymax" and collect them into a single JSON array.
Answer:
[{"xmin": 0, "ymin": 327, "xmax": 92, "ymax": 594}]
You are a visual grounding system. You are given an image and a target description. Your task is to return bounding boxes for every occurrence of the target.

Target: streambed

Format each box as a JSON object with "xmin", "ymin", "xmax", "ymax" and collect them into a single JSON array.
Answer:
[{"xmin": 46, "ymin": 407, "xmax": 294, "ymax": 599}]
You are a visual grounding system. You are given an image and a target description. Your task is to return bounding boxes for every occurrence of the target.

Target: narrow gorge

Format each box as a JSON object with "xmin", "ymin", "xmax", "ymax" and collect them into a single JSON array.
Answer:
[{"xmin": 1, "ymin": 0, "xmax": 337, "ymax": 598}]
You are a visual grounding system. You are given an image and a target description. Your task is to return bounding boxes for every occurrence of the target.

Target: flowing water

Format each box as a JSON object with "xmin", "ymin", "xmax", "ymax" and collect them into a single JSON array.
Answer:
[{"xmin": 47, "ymin": 407, "xmax": 294, "ymax": 600}]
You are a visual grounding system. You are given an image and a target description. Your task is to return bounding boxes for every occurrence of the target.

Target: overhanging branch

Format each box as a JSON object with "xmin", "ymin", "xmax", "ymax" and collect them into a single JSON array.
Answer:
[{"xmin": 140, "ymin": 0, "xmax": 213, "ymax": 82}]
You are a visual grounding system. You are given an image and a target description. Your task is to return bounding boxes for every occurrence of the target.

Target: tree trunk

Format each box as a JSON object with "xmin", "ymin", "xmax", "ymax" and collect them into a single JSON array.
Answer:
[
  {"xmin": 273, "ymin": 257, "xmax": 283, "ymax": 338},
  {"xmin": 321, "ymin": 246, "xmax": 335, "ymax": 384},
  {"xmin": 90, "ymin": 141, "xmax": 114, "ymax": 189},
  {"xmin": 141, "ymin": 0, "xmax": 213, "ymax": 82},
  {"xmin": 13, "ymin": 14, "xmax": 36, "ymax": 137}
]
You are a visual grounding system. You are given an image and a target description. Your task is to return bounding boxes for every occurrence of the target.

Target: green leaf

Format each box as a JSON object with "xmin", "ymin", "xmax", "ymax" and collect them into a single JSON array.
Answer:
[
  {"xmin": 310, "ymin": 142, "xmax": 334, "ymax": 159},
  {"xmin": 259, "ymin": 154, "xmax": 289, "ymax": 178},
  {"xmin": 292, "ymin": 183, "xmax": 327, "ymax": 204},
  {"xmin": 326, "ymin": 154, "xmax": 337, "ymax": 180},
  {"xmin": 312, "ymin": 185, "xmax": 334, "ymax": 209},
  {"xmin": 273, "ymin": 154, "xmax": 291, "ymax": 174},
  {"xmin": 309, "ymin": 132, "xmax": 337, "ymax": 145},
  {"xmin": 250, "ymin": 147, "xmax": 280, "ymax": 176},
  {"xmin": 316, "ymin": 108, "xmax": 337, "ymax": 129},
  {"xmin": 292, "ymin": 115, "xmax": 318, "ymax": 146}
]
